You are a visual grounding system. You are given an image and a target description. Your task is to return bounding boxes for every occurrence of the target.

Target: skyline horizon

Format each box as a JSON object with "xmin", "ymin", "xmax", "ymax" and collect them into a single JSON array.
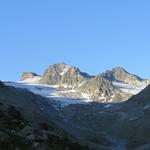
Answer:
[
  {"xmin": 0, "ymin": 1, "xmax": 150, "ymax": 81},
  {"xmin": 2, "ymin": 61, "xmax": 150, "ymax": 82}
]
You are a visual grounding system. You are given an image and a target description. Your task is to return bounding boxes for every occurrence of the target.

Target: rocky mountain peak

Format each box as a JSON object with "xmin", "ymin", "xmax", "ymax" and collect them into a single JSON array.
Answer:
[
  {"xmin": 112, "ymin": 67, "xmax": 143, "ymax": 83},
  {"xmin": 20, "ymin": 72, "xmax": 41, "ymax": 83},
  {"xmin": 18, "ymin": 63, "xmax": 147, "ymax": 103},
  {"xmin": 78, "ymin": 75, "xmax": 118, "ymax": 101},
  {"xmin": 50, "ymin": 63, "xmax": 71, "ymax": 74},
  {"xmin": 112, "ymin": 66, "xmax": 127, "ymax": 74},
  {"xmin": 40, "ymin": 63, "xmax": 91, "ymax": 88},
  {"xmin": 101, "ymin": 66, "xmax": 143, "ymax": 84},
  {"xmin": 21, "ymin": 72, "xmax": 39, "ymax": 81},
  {"xmin": 128, "ymin": 84, "xmax": 150, "ymax": 103}
]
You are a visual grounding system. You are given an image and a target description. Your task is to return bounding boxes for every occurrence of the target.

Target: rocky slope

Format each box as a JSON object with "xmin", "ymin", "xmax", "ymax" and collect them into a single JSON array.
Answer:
[
  {"xmin": 2, "ymin": 63, "xmax": 150, "ymax": 150},
  {"xmin": 61, "ymin": 84, "xmax": 150, "ymax": 150},
  {"xmin": 0, "ymin": 103, "xmax": 92, "ymax": 150},
  {"xmin": 113, "ymin": 85, "xmax": 150, "ymax": 149},
  {"xmin": 78, "ymin": 75, "xmax": 131, "ymax": 102},
  {"xmin": 0, "ymin": 81, "xmax": 96, "ymax": 150},
  {"xmin": 100, "ymin": 67, "xmax": 143, "ymax": 85},
  {"xmin": 76, "ymin": 66, "xmax": 145, "ymax": 102}
]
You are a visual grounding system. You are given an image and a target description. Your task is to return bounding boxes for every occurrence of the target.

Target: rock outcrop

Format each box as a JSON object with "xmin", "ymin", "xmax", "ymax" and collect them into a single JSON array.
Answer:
[
  {"xmin": 21, "ymin": 72, "xmax": 39, "ymax": 81},
  {"xmin": 40, "ymin": 63, "xmax": 91, "ymax": 88},
  {"xmin": 78, "ymin": 75, "xmax": 131, "ymax": 102},
  {"xmin": 78, "ymin": 75, "xmax": 115, "ymax": 101},
  {"xmin": 0, "ymin": 103, "xmax": 92, "ymax": 150},
  {"xmin": 20, "ymin": 72, "xmax": 41, "ymax": 83},
  {"xmin": 101, "ymin": 67, "xmax": 143, "ymax": 85}
]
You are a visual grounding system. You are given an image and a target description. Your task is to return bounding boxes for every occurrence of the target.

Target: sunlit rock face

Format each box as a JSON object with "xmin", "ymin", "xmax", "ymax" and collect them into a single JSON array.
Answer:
[
  {"xmin": 40, "ymin": 63, "xmax": 91, "ymax": 88},
  {"xmin": 101, "ymin": 66, "xmax": 143, "ymax": 84},
  {"xmin": 21, "ymin": 72, "xmax": 39, "ymax": 81},
  {"xmin": 78, "ymin": 75, "xmax": 131, "ymax": 102}
]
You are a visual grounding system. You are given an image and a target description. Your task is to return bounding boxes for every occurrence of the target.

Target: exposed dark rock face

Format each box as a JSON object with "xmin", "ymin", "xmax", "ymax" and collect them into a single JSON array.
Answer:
[
  {"xmin": 125, "ymin": 84, "xmax": 150, "ymax": 107},
  {"xmin": 0, "ymin": 81, "xmax": 3, "ymax": 85},
  {"xmin": 0, "ymin": 81, "xmax": 6, "ymax": 88},
  {"xmin": 100, "ymin": 70, "xmax": 115, "ymax": 81}
]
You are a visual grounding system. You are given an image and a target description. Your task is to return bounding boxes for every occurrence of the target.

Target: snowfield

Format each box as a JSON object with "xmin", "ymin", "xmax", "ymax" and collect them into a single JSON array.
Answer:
[
  {"xmin": 4, "ymin": 81, "xmax": 91, "ymax": 107},
  {"xmin": 112, "ymin": 81, "xmax": 147, "ymax": 95},
  {"xmin": 3, "ymin": 79, "xmax": 148, "ymax": 108},
  {"xmin": 20, "ymin": 76, "xmax": 41, "ymax": 83}
]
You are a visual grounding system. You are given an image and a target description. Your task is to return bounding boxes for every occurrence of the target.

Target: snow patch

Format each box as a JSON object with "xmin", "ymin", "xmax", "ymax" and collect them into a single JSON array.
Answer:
[
  {"xmin": 59, "ymin": 67, "xmax": 70, "ymax": 76},
  {"xmin": 143, "ymin": 105, "xmax": 150, "ymax": 110},
  {"xmin": 113, "ymin": 81, "xmax": 147, "ymax": 95},
  {"xmin": 104, "ymin": 104, "xmax": 113, "ymax": 108},
  {"xmin": 81, "ymin": 93, "xmax": 93, "ymax": 102}
]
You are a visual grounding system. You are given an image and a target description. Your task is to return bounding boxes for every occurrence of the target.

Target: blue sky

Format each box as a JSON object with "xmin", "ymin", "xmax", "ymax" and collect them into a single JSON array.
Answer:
[{"xmin": 0, "ymin": 0, "xmax": 150, "ymax": 81}]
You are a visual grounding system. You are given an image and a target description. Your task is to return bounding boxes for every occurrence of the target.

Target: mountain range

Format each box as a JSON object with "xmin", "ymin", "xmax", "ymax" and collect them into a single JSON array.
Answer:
[
  {"xmin": 19, "ymin": 63, "xmax": 149, "ymax": 103},
  {"xmin": 1, "ymin": 63, "xmax": 150, "ymax": 150}
]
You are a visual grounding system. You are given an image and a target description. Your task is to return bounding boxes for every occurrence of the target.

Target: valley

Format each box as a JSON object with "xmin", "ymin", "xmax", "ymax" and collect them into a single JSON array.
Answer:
[{"xmin": 1, "ymin": 63, "xmax": 150, "ymax": 150}]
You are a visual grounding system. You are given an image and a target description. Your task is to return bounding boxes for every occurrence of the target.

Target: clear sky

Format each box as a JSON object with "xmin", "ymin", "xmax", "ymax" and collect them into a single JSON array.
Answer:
[{"xmin": 0, "ymin": 0, "xmax": 150, "ymax": 81}]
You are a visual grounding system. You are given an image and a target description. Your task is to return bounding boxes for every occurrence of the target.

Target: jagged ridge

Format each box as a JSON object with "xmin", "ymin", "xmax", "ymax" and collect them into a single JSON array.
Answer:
[{"xmin": 20, "ymin": 63, "xmax": 148, "ymax": 102}]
